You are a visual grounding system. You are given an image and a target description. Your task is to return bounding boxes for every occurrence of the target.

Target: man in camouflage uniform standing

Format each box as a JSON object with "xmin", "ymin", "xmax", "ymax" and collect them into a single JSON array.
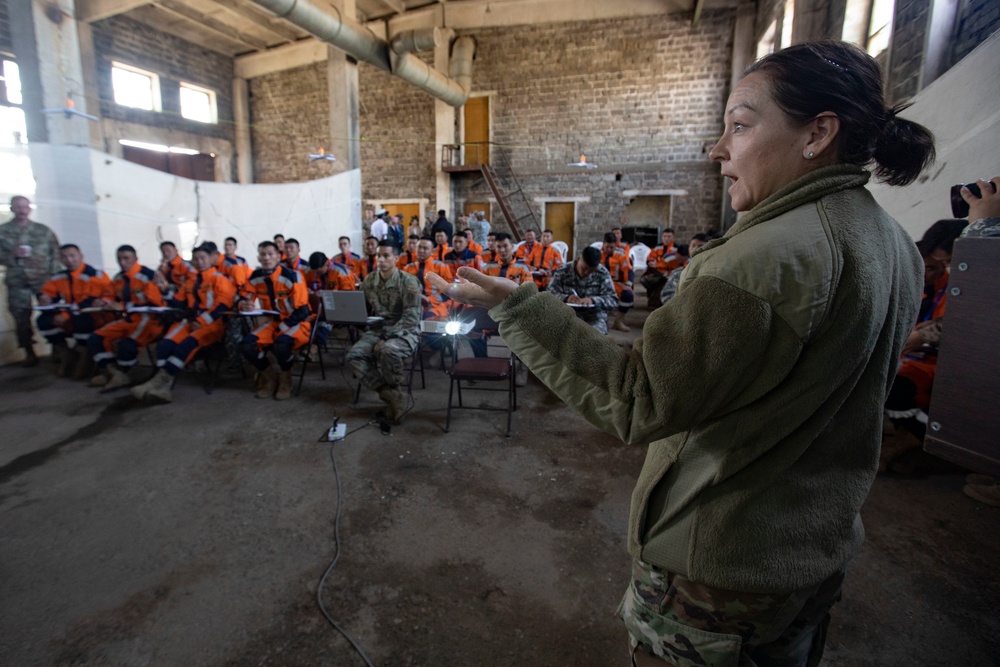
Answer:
[
  {"xmin": 347, "ymin": 240, "xmax": 421, "ymax": 423},
  {"xmin": 0, "ymin": 196, "xmax": 60, "ymax": 366},
  {"xmin": 547, "ymin": 246, "xmax": 619, "ymax": 334}
]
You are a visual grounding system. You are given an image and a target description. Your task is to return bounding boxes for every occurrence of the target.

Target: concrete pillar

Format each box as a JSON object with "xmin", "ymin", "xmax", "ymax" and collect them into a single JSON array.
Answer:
[
  {"xmin": 327, "ymin": 0, "xmax": 360, "ymax": 173},
  {"xmin": 233, "ymin": 77, "xmax": 254, "ymax": 183},
  {"xmin": 75, "ymin": 20, "xmax": 104, "ymax": 150},
  {"xmin": 434, "ymin": 32, "xmax": 456, "ymax": 218}
]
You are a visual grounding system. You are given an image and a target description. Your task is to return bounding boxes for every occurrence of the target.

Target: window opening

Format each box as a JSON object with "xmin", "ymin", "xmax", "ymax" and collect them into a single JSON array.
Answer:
[
  {"xmin": 179, "ymin": 82, "xmax": 217, "ymax": 124},
  {"xmin": 112, "ymin": 62, "xmax": 161, "ymax": 111}
]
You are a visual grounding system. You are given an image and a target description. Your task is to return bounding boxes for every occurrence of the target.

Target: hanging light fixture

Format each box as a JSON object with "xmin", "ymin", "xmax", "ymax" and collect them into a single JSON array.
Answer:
[{"xmin": 568, "ymin": 153, "xmax": 597, "ymax": 169}]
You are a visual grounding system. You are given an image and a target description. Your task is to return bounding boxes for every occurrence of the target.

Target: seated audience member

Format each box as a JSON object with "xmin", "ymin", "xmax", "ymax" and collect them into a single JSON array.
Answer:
[
  {"xmin": 445, "ymin": 232, "xmax": 483, "ymax": 272},
  {"xmin": 526, "ymin": 229, "xmax": 564, "ymax": 290},
  {"xmin": 432, "ymin": 229, "xmax": 451, "ymax": 261},
  {"xmin": 611, "ymin": 226, "xmax": 630, "ymax": 255},
  {"xmin": 305, "ymin": 252, "xmax": 355, "ymax": 292},
  {"xmin": 548, "ymin": 246, "xmax": 619, "ymax": 334},
  {"xmin": 481, "ymin": 233, "xmax": 498, "ymax": 264},
  {"xmin": 464, "ymin": 229, "xmax": 483, "ymax": 255},
  {"xmin": 483, "ymin": 232, "xmax": 533, "ymax": 286},
  {"xmin": 224, "ymin": 237, "xmax": 247, "ymax": 265},
  {"xmin": 403, "ymin": 236, "xmax": 454, "ymax": 318},
  {"xmin": 354, "ymin": 236, "xmax": 379, "ymax": 282},
  {"xmin": 131, "ymin": 243, "xmax": 236, "ymax": 403},
  {"xmin": 515, "ymin": 229, "xmax": 538, "ymax": 262},
  {"xmin": 600, "ymin": 232, "xmax": 635, "ymax": 331},
  {"xmin": 282, "ymin": 238, "xmax": 307, "ymax": 272},
  {"xmin": 87, "ymin": 245, "xmax": 166, "ymax": 390},
  {"xmin": 240, "ymin": 241, "xmax": 311, "ymax": 401},
  {"xmin": 346, "ymin": 241, "xmax": 422, "ymax": 424},
  {"xmin": 223, "ymin": 237, "xmax": 252, "ymax": 288},
  {"xmin": 659, "ymin": 235, "xmax": 707, "ymax": 307},
  {"xmin": 397, "ymin": 234, "xmax": 420, "ymax": 269},
  {"xmin": 273, "ymin": 234, "xmax": 286, "ymax": 260},
  {"xmin": 643, "ymin": 230, "xmax": 694, "ymax": 309},
  {"xmin": 156, "ymin": 240, "xmax": 195, "ymax": 293},
  {"xmin": 334, "ymin": 236, "xmax": 361, "ymax": 272},
  {"xmin": 37, "ymin": 244, "xmax": 114, "ymax": 378}
]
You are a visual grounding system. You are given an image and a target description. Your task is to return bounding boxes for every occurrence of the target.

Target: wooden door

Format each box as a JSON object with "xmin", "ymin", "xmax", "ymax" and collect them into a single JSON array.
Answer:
[
  {"xmin": 545, "ymin": 202, "xmax": 575, "ymax": 250},
  {"xmin": 383, "ymin": 203, "xmax": 420, "ymax": 237},
  {"xmin": 463, "ymin": 96, "xmax": 489, "ymax": 165},
  {"xmin": 464, "ymin": 201, "xmax": 490, "ymax": 222}
]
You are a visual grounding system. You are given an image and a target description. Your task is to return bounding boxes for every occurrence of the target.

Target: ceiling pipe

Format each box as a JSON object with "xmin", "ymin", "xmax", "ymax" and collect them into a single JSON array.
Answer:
[
  {"xmin": 390, "ymin": 27, "xmax": 443, "ymax": 54},
  {"xmin": 247, "ymin": 0, "xmax": 475, "ymax": 107}
]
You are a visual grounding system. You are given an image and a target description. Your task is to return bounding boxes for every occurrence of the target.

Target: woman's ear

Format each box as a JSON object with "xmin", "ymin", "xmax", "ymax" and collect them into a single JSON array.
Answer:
[{"xmin": 804, "ymin": 112, "xmax": 840, "ymax": 160}]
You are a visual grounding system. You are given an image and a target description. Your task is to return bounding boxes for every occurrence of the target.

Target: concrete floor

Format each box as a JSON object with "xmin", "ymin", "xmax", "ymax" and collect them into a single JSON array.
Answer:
[{"xmin": 1, "ymin": 305, "xmax": 998, "ymax": 667}]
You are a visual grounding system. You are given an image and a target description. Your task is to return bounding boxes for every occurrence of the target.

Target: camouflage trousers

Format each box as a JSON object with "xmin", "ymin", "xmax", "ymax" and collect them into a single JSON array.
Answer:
[
  {"xmin": 6, "ymin": 283, "xmax": 38, "ymax": 348},
  {"xmin": 346, "ymin": 332, "xmax": 415, "ymax": 391},
  {"xmin": 618, "ymin": 558, "xmax": 845, "ymax": 667}
]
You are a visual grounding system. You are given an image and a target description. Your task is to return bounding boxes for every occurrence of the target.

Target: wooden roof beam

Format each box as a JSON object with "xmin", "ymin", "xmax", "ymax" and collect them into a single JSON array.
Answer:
[
  {"xmin": 212, "ymin": 0, "xmax": 303, "ymax": 43},
  {"xmin": 153, "ymin": 0, "xmax": 270, "ymax": 50},
  {"xmin": 77, "ymin": 0, "xmax": 153, "ymax": 23}
]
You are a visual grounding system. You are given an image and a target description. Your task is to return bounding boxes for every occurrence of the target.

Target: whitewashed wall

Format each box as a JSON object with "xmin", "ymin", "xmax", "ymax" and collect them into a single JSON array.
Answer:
[
  {"xmin": 870, "ymin": 30, "xmax": 1000, "ymax": 241},
  {"xmin": 1, "ymin": 147, "xmax": 361, "ymax": 363}
]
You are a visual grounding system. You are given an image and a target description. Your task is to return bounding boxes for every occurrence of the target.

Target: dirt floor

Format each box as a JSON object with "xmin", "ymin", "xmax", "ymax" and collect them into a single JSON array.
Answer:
[{"xmin": 1, "ymin": 305, "xmax": 998, "ymax": 667}]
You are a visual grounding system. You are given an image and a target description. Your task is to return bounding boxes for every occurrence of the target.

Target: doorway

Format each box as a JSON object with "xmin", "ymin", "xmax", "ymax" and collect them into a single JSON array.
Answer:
[
  {"xmin": 122, "ymin": 144, "xmax": 216, "ymax": 181},
  {"xmin": 544, "ymin": 201, "xmax": 575, "ymax": 253},
  {"xmin": 463, "ymin": 96, "xmax": 490, "ymax": 165}
]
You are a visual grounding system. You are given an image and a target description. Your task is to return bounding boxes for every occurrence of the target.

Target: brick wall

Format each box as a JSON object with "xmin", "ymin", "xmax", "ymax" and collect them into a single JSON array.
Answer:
[
  {"xmin": 91, "ymin": 16, "xmax": 234, "ymax": 145},
  {"xmin": 0, "ymin": 0, "xmax": 10, "ymax": 55},
  {"xmin": 887, "ymin": 0, "xmax": 931, "ymax": 104},
  {"xmin": 950, "ymin": 0, "xmax": 1000, "ymax": 67},
  {"xmin": 450, "ymin": 10, "xmax": 734, "ymax": 246},
  {"xmin": 249, "ymin": 61, "xmax": 332, "ymax": 184}
]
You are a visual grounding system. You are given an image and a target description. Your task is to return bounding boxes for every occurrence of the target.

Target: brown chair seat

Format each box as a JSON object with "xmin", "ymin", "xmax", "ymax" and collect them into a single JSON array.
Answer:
[{"xmin": 450, "ymin": 357, "xmax": 511, "ymax": 378}]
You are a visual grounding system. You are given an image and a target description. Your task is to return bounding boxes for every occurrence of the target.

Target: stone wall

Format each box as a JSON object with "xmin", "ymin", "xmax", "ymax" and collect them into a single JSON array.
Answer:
[
  {"xmin": 887, "ymin": 0, "xmax": 931, "ymax": 104},
  {"xmin": 950, "ymin": 0, "xmax": 1000, "ymax": 67},
  {"xmin": 91, "ymin": 16, "xmax": 234, "ymax": 145}
]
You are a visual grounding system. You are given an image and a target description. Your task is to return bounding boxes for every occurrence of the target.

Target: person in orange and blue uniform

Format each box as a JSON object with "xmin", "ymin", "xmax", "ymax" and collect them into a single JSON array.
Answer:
[
  {"xmin": 240, "ymin": 241, "xmax": 312, "ymax": 400},
  {"xmin": 525, "ymin": 229, "xmax": 564, "ymax": 290},
  {"xmin": 130, "ymin": 242, "xmax": 236, "ymax": 403},
  {"xmin": 282, "ymin": 238, "xmax": 309, "ymax": 274},
  {"xmin": 334, "ymin": 236, "xmax": 361, "ymax": 274},
  {"xmin": 444, "ymin": 232, "xmax": 483, "ymax": 273},
  {"xmin": 354, "ymin": 236, "xmax": 379, "ymax": 282},
  {"xmin": 403, "ymin": 236, "xmax": 454, "ymax": 319},
  {"xmin": 432, "ymin": 230, "xmax": 451, "ymax": 262},
  {"xmin": 515, "ymin": 229, "xmax": 538, "ymax": 263},
  {"xmin": 87, "ymin": 244, "xmax": 166, "ymax": 390},
  {"xmin": 463, "ymin": 229, "xmax": 483, "ymax": 255},
  {"xmin": 397, "ymin": 234, "xmax": 420, "ymax": 269},
  {"xmin": 157, "ymin": 241, "xmax": 196, "ymax": 292},
  {"xmin": 37, "ymin": 243, "xmax": 114, "ymax": 378},
  {"xmin": 222, "ymin": 236, "xmax": 252, "ymax": 289},
  {"xmin": 600, "ymin": 232, "xmax": 634, "ymax": 331},
  {"xmin": 641, "ymin": 229, "xmax": 682, "ymax": 309}
]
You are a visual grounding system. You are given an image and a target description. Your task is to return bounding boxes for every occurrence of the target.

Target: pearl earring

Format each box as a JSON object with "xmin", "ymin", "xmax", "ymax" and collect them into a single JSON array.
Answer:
[{"xmin": 807, "ymin": 151, "xmax": 815, "ymax": 158}]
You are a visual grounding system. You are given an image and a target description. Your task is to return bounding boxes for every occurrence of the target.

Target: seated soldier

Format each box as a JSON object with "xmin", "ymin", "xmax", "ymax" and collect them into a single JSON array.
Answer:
[
  {"xmin": 397, "ymin": 234, "xmax": 420, "ymax": 269},
  {"xmin": 463, "ymin": 229, "xmax": 483, "ymax": 255},
  {"xmin": 239, "ymin": 241, "xmax": 311, "ymax": 400},
  {"xmin": 444, "ymin": 232, "xmax": 483, "ymax": 273},
  {"xmin": 600, "ymin": 232, "xmax": 635, "ymax": 331},
  {"xmin": 432, "ymin": 229, "xmax": 451, "ymax": 262},
  {"xmin": 526, "ymin": 229, "xmax": 564, "ymax": 290},
  {"xmin": 282, "ymin": 238, "xmax": 308, "ymax": 273},
  {"xmin": 86, "ymin": 244, "xmax": 166, "ymax": 389},
  {"xmin": 354, "ymin": 236, "xmax": 379, "ymax": 282},
  {"xmin": 156, "ymin": 240, "xmax": 195, "ymax": 293},
  {"xmin": 402, "ymin": 236, "xmax": 454, "ymax": 319},
  {"xmin": 334, "ymin": 235, "xmax": 361, "ymax": 272},
  {"xmin": 548, "ymin": 246, "xmax": 619, "ymax": 334},
  {"xmin": 515, "ymin": 229, "xmax": 538, "ymax": 263},
  {"xmin": 642, "ymin": 229, "xmax": 685, "ymax": 310},
  {"xmin": 346, "ymin": 241, "xmax": 422, "ymax": 424},
  {"xmin": 37, "ymin": 244, "xmax": 114, "ymax": 378},
  {"xmin": 131, "ymin": 242, "xmax": 236, "ymax": 403},
  {"xmin": 481, "ymin": 232, "xmax": 498, "ymax": 264},
  {"xmin": 659, "ymin": 239, "xmax": 706, "ymax": 307}
]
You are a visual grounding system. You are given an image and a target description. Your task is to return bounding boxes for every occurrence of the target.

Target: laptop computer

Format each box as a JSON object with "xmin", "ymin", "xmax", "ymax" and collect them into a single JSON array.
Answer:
[{"xmin": 319, "ymin": 290, "xmax": 371, "ymax": 324}]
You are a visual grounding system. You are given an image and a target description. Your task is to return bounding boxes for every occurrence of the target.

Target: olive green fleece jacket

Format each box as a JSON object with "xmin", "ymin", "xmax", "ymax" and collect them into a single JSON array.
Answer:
[{"xmin": 489, "ymin": 165, "xmax": 922, "ymax": 593}]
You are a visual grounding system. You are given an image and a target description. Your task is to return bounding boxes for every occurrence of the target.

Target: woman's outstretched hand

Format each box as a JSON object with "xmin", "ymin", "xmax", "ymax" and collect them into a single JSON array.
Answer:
[{"xmin": 427, "ymin": 266, "xmax": 519, "ymax": 310}]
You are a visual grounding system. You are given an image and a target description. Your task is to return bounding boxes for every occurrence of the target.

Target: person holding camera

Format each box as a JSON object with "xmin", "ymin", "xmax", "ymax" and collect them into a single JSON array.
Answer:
[
  {"xmin": 958, "ymin": 176, "xmax": 1000, "ymax": 237},
  {"xmin": 434, "ymin": 41, "xmax": 934, "ymax": 666}
]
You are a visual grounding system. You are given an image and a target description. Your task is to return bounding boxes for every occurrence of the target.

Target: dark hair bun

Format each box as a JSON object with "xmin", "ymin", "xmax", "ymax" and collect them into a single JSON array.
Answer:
[{"xmin": 873, "ymin": 104, "xmax": 936, "ymax": 186}]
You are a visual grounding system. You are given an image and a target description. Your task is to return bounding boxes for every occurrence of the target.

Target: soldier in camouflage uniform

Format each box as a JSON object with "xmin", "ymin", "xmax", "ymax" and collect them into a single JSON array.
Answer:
[
  {"xmin": 0, "ymin": 196, "xmax": 60, "ymax": 365},
  {"xmin": 547, "ymin": 246, "xmax": 619, "ymax": 334},
  {"xmin": 620, "ymin": 558, "xmax": 845, "ymax": 667},
  {"xmin": 347, "ymin": 241, "xmax": 421, "ymax": 423}
]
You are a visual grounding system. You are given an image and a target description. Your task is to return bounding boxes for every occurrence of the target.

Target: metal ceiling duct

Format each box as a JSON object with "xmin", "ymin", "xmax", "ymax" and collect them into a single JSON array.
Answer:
[{"xmin": 247, "ymin": 0, "xmax": 475, "ymax": 107}]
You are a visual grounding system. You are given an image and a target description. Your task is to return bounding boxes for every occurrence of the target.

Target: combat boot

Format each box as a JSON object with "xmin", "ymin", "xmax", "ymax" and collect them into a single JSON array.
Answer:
[
  {"xmin": 102, "ymin": 365, "xmax": 132, "ymax": 391},
  {"xmin": 88, "ymin": 367, "xmax": 111, "ymax": 387},
  {"xmin": 131, "ymin": 369, "xmax": 173, "ymax": 403},
  {"xmin": 274, "ymin": 369, "xmax": 293, "ymax": 400},
  {"xmin": 54, "ymin": 345, "xmax": 73, "ymax": 376},
  {"xmin": 612, "ymin": 312, "xmax": 630, "ymax": 332},
  {"xmin": 255, "ymin": 366, "xmax": 278, "ymax": 399},
  {"xmin": 73, "ymin": 350, "xmax": 94, "ymax": 380},
  {"xmin": 378, "ymin": 386, "xmax": 406, "ymax": 423}
]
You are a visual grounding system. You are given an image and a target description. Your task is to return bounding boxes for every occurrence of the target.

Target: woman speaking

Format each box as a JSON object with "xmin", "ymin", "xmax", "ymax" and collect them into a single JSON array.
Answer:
[{"xmin": 431, "ymin": 41, "xmax": 933, "ymax": 666}]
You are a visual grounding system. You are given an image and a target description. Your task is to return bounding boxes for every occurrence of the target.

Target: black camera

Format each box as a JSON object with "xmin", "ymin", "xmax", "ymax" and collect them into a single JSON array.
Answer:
[{"xmin": 950, "ymin": 181, "xmax": 997, "ymax": 219}]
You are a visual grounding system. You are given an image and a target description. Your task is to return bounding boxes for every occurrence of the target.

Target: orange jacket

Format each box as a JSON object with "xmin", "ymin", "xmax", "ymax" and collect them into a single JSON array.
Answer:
[
  {"xmin": 246, "ymin": 265, "xmax": 311, "ymax": 330},
  {"xmin": 482, "ymin": 258, "xmax": 534, "ymax": 285},
  {"xmin": 42, "ymin": 263, "xmax": 113, "ymax": 307},
  {"xmin": 444, "ymin": 249, "xmax": 483, "ymax": 273},
  {"xmin": 432, "ymin": 243, "xmax": 451, "ymax": 262},
  {"xmin": 403, "ymin": 257, "xmax": 454, "ymax": 315},
  {"xmin": 161, "ymin": 255, "xmax": 196, "ymax": 289},
  {"xmin": 223, "ymin": 255, "xmax": 253, "ymax": 289},
  {"xmin": 354, "ymin": 254, "xmax": 378, "ymax": 282},
  {"xmin": 305, "ymin": 261, "xmax": 355, "ymax": 292},
  {"xmin": 171, "ymin": 267, "xmax": 235, "ymax": 328},
  {"xmin": 333, "ymin": 252, "xmax": 361, "ymax": 273},
  {"xmin": 468, "ymin": 241, "xmax": 483, "ymax": 255},
  {"xmin": 396, "ymin": 249, "xmax": 419, "ymax": 270},
  {"xmin": 515, "ymin": 242, "xmax": 537, "ymax": 263},
  {"xmin": 114, "ymin": 263, "xmax": 165, "ymax": 308},
  {"xmin": 600, "ymin": 250, "xmax": 634, "ymax": 295},
  {"xmin": 646, "ymin": 244, "xmax": 682, "ymax": 275},
  {"xmin": 526, "ymin": 244, "xmax": 564, "ymax": 289}
]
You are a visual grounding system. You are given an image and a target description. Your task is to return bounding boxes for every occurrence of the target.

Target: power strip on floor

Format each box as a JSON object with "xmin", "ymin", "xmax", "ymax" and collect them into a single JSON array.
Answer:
[{"xmin": 328, "ymin": 423, "xmax": 347, "ymax": 441}]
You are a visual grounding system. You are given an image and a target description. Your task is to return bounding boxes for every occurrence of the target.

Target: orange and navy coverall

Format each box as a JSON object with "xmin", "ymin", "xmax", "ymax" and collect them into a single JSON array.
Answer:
[
  {"xmin": 894, "ymin": 272, "xmax": 949, "ymax": 412},
  {"xmin": 241, "ymin": 265, "xmax": 311, "ymax": 371},
  {"xmin": 353, "ymin": 254, "xmax": 378, "ymax": 282},
  {"xmin": 402, "ymin": 257, "xmax": 454, "ymax": 319},
  {"xmin": 514, "ymin": 242, "xmax": 537, "ymax": 263},
  {"xmin": 157, "ymin": 267, "xmax": 235, "ymax": 375},
  {"xmin": 432, "ymin": 243, "xmax": 450, "ymax": 262},
  {"xmin": 333, "ymin": 251, "xmax": 361, "ymax": 276},
  {"xmin": 467, "ymin": 240, "xmax": 484, "ymax": 255},
  {"xmin": 223, "ymin": 255, "xmax": 252, "ymax": 291},
  {"xmin": 37, "ymin": 263, "xmax": 114, "ymax": 346},
  {"xmin": 161, "ymin": 255, "xmax": 196, "ymax": 291},
  {"xmin": 396, "ymin": 249, "xmax": 419, "ymax": 270},
  {"xmin": 444, "ymin": 249, "xmax": 483, "ymax": 275},
  {"xmin": 88, "ymin": 263, "xmax": 166, "ymax": 369},
  {"xmin": 601, "ymin": 249, "xmax": 635, "ymax": 312},
  {"xmin": 482, "ymin": 258, "xmax": 534, "ymax": 286},
  {"xmin": 645, "ymin": 243, "xmax": 681, "ymax": 275},
  {"xmin": 305, "ymin": 261, "xmax": 356, "ymax": 292},
  {"xmin": 525, "ymin": 243, "xmax": 564, "ymax": 290}
]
